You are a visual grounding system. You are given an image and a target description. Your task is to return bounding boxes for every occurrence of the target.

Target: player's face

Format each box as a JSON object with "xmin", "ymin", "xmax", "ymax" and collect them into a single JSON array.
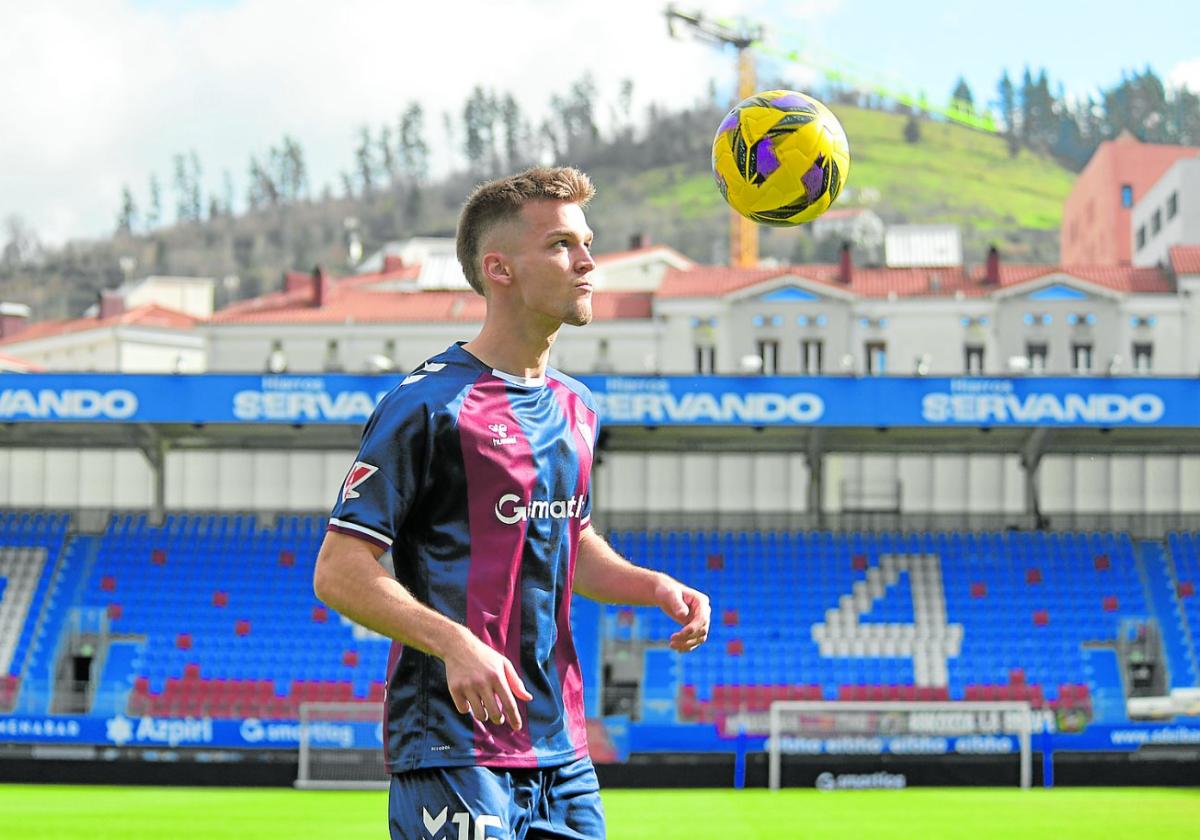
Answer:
[{"xmin": 510, "ymin": 200, "xmax": 595, "ymax": 328}]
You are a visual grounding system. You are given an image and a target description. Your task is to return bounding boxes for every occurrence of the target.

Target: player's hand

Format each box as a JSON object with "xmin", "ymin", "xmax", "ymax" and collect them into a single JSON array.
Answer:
[
  {"xmin": 441, "ymin": 628, "xmax": 533, "ymax": 731},
  {"xmin": 655, "ymin": 577, "xmax": 711, "ymax": 653}
]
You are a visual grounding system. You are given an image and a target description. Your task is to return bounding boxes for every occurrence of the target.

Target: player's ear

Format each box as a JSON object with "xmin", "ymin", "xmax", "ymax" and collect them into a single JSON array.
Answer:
[{"xmin": 481, "ymin": 252, "xmax": 513, "ymax": 288}]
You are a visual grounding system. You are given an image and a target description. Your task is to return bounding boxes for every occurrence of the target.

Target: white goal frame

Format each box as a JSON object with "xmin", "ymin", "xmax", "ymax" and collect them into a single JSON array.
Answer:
[
  {"xmin": 767, "ymin": 700, "xmax": 1033, "ymax": 791},
  {"xmin": 295, "ymin": 701, "xmax": 389, "ymax": 790}
]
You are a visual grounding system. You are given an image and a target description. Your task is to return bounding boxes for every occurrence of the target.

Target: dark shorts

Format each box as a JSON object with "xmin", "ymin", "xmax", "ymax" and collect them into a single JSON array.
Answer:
[{"xmin": 388, "ymin": 756, "xmax": 606, "ymax": 840}]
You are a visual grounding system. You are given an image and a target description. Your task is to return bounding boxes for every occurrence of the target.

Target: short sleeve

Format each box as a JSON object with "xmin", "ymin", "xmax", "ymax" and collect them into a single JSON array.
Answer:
[{"xmin": 327, "ymin": 393, "xmax": 426, "ymax": 549}]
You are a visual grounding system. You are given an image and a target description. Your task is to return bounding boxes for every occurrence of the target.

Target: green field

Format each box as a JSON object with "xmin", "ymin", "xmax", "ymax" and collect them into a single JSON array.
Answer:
[{"xmin": 3, "ymin": 785, "xmax": 1198, "ymax": 839}]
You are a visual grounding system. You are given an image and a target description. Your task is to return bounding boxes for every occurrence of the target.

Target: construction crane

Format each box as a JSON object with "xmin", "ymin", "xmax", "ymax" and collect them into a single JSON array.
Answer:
[
  {"xmin": 666, "ymin": 5, "xmax": 764, "ymax": 268},
  {"xmin": 666, "ymin": 7, "xmax": 1001, "ymax": 269}
]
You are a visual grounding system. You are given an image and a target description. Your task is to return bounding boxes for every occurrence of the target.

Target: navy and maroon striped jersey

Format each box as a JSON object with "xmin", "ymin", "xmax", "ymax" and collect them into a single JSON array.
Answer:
[{"xmin": 328, "ymin": 343, "xmax": 598, "ymax": 772}]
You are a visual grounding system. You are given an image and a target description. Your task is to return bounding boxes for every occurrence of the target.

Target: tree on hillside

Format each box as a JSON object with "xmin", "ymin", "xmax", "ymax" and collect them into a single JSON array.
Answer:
[
  {"xmin": 951, "ymin": 76, "xmax": 974, "ymax": 111},
  {"xmin": 2, "ymin": 215, "xmax": 40, "ymax": 268},
  {"xmin": 398, "ymin": 102, "xmax": 429, "ymax": 183},
  {"xmin": 173, "ymin": 153, "xmax": 191, "ymax": 223},
  {"xmin": 355, "ymin": 127, "xmax": 377, "ymax": 195},
  {"xmin": 247, "ymin": 155, "xmax": 278, "ymax": 209},
  {"xmin": 903, "ymin": 114, "xmax": 921, "ymax": 143},
  {"xmin": 1105, "ymin": 68, "xmax": 1169, "ymax": 142},
  {"xmin": 117, "ymin": 186, "xmax": 138, "ymax": 234},
  {"xmin": 996, "ymin": 71, "xmax": 1019, "ymax": 158},
  {"xmin": 273, "ymin": 135, "xmax": 309, "ymax": 202},
  {"xmin": 147, "ymin": 174, "xmax": 162, "ymax": 229},
  {"xmin": 499, "ymin": 93, "xmax": 525, "ymax": 172},
  {"xmin": 462, "ymin": 85, "xmax": 499, "ymax": 175},
  {"xmin": 188, "ymin": 150, "xmax": 204, "ymax": 222},
  {"xmin": 222, "ymin": 169, "xmax": 235, "ymax": 216},
  {"xmin": 378, "ymin": 125, "xmax": 398, "ymax": 185}
]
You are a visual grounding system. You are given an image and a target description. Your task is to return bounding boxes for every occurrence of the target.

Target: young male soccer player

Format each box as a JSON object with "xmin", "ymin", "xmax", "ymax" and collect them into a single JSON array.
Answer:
[{"xmin": 313, "ymin": 166, "xmax": 711, "ymax": 839}]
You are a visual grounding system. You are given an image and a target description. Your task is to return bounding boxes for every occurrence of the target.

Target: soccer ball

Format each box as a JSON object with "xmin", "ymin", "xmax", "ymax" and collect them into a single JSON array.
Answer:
[{"xmin": 711, "ymin": 90, "xmax": 850, "ymax": 226}]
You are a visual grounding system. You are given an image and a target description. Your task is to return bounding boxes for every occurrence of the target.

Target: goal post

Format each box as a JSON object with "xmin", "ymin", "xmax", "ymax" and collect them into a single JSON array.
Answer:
[
  {"xmin": 767, "ymin": 701, "xmax": 1034, "ymax": 791},
  {"xmin": 295, "ymin": 701, "xmax": 388, "ymax": 790}
]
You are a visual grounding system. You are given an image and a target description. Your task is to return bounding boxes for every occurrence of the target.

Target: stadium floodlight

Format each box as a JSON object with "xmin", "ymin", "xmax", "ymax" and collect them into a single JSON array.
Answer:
[{"xmin": 767, "ymin": 700, "xmax": 1034, "ymax": 791}]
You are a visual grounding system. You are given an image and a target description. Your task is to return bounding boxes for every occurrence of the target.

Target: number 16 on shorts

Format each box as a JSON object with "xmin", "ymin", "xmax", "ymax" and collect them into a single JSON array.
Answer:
[{"xmin": 422, "ymin": 807, "xmax": 502, "ymax": 840}]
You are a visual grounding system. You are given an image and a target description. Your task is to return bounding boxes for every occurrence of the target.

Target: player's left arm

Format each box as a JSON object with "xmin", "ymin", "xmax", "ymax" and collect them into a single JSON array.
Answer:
[{"xmin": 573, "ymin": 524, "xmax": 710, "ymax": 653}]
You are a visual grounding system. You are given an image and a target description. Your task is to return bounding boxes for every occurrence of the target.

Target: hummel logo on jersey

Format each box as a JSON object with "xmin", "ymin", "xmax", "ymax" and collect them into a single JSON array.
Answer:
[
  {"xmin": 488, "ymin": 422, "xmax": 517, "ymax": 447},
  {"xmin": 402, "ymin": 361, "xmax": 447, "ymax": 387},
  {"xmin": 341, "ymin": 461, "xmax": 378, "ymax": 501}
]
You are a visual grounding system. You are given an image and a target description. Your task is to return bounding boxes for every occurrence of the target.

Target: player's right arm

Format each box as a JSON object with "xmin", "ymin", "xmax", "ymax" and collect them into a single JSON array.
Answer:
[{"xmin": 313, "ymin": 531, "xmax": 531, "ymax": 729}]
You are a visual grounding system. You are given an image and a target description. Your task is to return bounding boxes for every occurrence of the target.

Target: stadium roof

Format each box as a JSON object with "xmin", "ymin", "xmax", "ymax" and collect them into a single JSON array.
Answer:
[{"xmin": 0, "ymin": 303, "xmax": 197, "ymax": 347}]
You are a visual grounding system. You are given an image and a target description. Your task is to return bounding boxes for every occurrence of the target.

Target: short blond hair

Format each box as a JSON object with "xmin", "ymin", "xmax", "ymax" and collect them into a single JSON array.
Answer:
[{"xmin": 456, "ymin": 166, "xmax": 595, "ymax": 295}]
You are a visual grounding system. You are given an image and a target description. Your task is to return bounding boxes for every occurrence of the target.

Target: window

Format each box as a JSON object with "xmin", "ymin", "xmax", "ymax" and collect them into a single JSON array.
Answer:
[
  {"xmin": 1071, "ymin": 342, "xmax": 1093, "ymax": 373},
  {"xmin": 1167, "ymin": 191, "xmax": 1178, "ymax": 220},
  {"xmin": 756, "ymin": 339, "xmax": 779, "ymax": 374},
  {"xmin": 1121, "ymin": 184, "xmax": 1133, "ymax": 208},
  {"xmin": 1137, "ymin": 226, "xmax": 1146, "ymax": 250},
  {"xmin": 964, "ymin": 345, "xmax": 985, "ymax": 374},
  {"xmin": 323, "ymin": 339, "xmax": 344, "ymax": 372},
  {"xmin": 1132, "ymin": 343, "xmax": 1153, "ymax": 373},
  {"xmin": 1151, "ymin": 209, "xmax": 1162, "ymax": 235},
  {"xmin": 865, "ymin": 341, "xmax": 887, "ymax": 375},
  {"xmin": 800, "ymin": 339, "xmax": 824, "ymax": 374},
  {"xmin": 694, "ymin": 345, "xmax": 715, "ymax": 374},
  {"xmin": 1027, "ymin": 343, "xmax": 1048, "ymax": 372}
]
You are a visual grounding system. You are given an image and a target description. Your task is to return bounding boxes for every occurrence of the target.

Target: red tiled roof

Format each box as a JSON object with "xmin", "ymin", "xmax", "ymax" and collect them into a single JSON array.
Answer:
[
  {"xmin": 656, "ymin": 262, "xmax": 1175, "ymax": 299},
  {"xmin": 0, "ymin": 351, "xmax": 43, "ymax": 371},
  {"xmin": 594, "ymin": 244, "xmax": 694, "ymax": 268},
  {"xmin": 1054, "ymin": 265, "xmax": 1174, "ymax": 293},
  {"xmin": 212, "ymin": 289, "xmax": 653, "ymax": 325},
  {"xmin": 1171, "ymin": 245, "xmax": 1200, "ymax": 275},
  {"xmin": 0, "ymin": 303, "xmax": 197, "ymax": 346}
]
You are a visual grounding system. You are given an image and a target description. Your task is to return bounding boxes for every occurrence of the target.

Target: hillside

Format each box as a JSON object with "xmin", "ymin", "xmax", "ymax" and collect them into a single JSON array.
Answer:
[
  {"xmin": 0, "ymin": 105, "xmax": 1075, "ymax": 321},
  {"xmin": 589, "ymin": 105, "xmax": 1075, "ymax": 265}
]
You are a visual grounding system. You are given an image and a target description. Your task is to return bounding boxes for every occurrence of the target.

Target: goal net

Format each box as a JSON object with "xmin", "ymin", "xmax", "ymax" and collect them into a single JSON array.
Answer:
[
  {"xmin": 295, "ymin": 701, "xmax": 388, "ymax": 790},
  {"xmin": 767, "ymin": 701, "xmax": 1033, "ymax": 790}
]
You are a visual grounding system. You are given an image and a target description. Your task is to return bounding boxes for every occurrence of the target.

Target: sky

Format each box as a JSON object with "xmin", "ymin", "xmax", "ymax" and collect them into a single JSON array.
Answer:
[{"xmin": 2, "ymin": 0, "xmax": 1200, "ymax": 245}]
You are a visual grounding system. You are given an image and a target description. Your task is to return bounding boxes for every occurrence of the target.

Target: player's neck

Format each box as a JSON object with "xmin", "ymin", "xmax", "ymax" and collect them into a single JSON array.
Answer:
[{"xmin": 464, "ymin": 316, "xmax": 560, "ymax": 381}]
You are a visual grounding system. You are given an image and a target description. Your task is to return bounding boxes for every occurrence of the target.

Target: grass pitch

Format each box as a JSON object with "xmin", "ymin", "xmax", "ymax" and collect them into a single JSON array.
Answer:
[{"xmin": 2, "ymin": 785, "xmax": 1197, "ymax": 839}]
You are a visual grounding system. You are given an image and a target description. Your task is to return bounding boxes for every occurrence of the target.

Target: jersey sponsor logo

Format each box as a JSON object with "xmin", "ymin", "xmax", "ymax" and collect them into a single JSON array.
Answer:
[
  {"xmin": 488, "ymin": 422, "xmax": 517, "ymax": 447},
  {"xmin": 342, "ymin": 461, "xmax": 379, "ymax": 501},
  {"xmin": 494, "ymin": 492, "xmax": 587, "ymax": 525}
]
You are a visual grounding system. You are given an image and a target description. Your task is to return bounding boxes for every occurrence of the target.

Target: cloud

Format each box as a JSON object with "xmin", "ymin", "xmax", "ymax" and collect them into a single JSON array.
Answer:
[{"xmin": 0, "ymin": 0, "xmax": 839, "ymax": 244}]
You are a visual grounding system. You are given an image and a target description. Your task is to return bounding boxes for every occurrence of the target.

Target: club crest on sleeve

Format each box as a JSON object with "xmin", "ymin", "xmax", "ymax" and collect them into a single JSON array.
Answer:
[{"xmin": 342, "ymin": 461, "xmax": 379, "ymax": 501}]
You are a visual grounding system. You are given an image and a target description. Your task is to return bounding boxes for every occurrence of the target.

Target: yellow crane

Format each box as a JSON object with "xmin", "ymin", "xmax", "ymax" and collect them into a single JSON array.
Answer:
[{"xmin": 666, "ymin": 5, "xmax": 763, "ymax": 268}]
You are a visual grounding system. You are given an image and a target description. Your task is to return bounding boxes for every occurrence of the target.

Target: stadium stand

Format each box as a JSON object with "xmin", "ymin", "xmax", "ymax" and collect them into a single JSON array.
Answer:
[
  {"xmin": 1165, "ymin": 532, "xmax": 1200, "ymax": 677},
  {"xmin": 77, "ymin": 513, "xmax": 390, "ymax": 719},
  {"xmin": 3, "ymin": 512, "xmax": 1199, "ymax": 727},
  {"xmin": 605, "ymin": 530, "xmax": 1178, "ymax": 724},
  {"xmin": 0, "ymin": 511, "xmax": 70, "ymax": 711}
]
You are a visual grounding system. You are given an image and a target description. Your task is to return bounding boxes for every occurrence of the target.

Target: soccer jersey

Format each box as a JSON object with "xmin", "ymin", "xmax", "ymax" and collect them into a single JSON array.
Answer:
[{"xmin": 327, "ymin": 343, "xmax": 598, "ymax": 772}]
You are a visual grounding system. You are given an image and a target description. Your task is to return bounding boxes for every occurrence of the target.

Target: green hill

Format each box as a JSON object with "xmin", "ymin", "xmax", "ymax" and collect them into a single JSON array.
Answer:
[{"xmin": 587, "ymin": 105, "xmax": 1075, "ymax": 264}]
